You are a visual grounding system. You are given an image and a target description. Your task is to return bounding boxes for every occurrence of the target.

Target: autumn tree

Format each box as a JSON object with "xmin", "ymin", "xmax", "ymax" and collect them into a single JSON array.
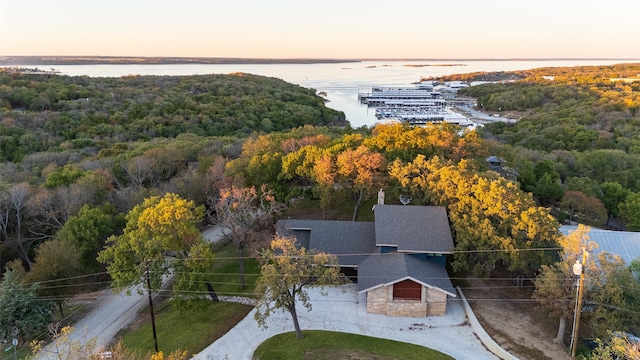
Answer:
[
  {"xmin": 533, "ymin": 225, "xmax": 640, "ymax": 345},
  {"xmin": 364, "ymin": 122, "xmax": 484, "ymax": 163},
  {"xmin": 224, "ymin": 134, "xmax": 285, "ymax": 195},
  {"xmin": 29, "ymin": 324, "xmax": 98, "ymax": 360},
  {"xmin": 312, "ymin": 151, "xmax": 338, "ymax": 219},
  {"xmin": 254, "ymin": 236, "xmax": 346, "ymax": 339},
  {"xmin": 533, "ymin": 225, "xmax": 597, "ymax": 345},
  {"xmin": 212, "ymin": 185, "xmax": 285, "ymax": 289},
  {"xmin": 390, "ymin": 155, "xmax": 560, "ymax": 276},
  {"xmin": 589, "ymin": 331, "xmax": 640, "ymax": 360},
  {"xmin": 560, "ymin": 190, "xmax": 607, "ymax": 226},
  {"xmin": 98, "ymin": 193, "xmax": 214, "ymax": 296},
  {"xmin": 335, "ymin": 145, "xmax": 386, "ymax": 221}
]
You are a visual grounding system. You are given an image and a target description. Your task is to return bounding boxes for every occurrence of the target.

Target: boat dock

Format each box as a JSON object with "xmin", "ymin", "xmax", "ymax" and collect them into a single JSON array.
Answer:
[{"xmin": 359, "ymin": 82, "xmax": 479, "ymax": 129}]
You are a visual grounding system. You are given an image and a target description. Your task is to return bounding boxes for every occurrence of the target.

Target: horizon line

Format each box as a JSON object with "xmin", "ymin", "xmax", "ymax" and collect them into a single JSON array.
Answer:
[{"xmin": 2, "ymin": 55, "xmax": 640, "ymax": 62}]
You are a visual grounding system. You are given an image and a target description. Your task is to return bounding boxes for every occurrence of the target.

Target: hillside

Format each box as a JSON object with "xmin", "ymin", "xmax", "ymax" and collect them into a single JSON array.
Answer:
[{"xmin": 0, "ymin": 70, "xmax": 347, "ymax": 162}]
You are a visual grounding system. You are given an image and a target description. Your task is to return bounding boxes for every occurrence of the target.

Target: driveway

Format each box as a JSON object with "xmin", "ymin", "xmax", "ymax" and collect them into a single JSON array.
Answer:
[{"xmin": 194, "ymin": 284, "xmax": 500, "ymax": 360}]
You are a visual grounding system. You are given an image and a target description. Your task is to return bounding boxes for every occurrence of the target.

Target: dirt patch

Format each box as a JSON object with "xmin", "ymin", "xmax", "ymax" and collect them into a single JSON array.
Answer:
[{"xmin": 463, "ymin": 276, "xmax": 571, "ymax": 360}]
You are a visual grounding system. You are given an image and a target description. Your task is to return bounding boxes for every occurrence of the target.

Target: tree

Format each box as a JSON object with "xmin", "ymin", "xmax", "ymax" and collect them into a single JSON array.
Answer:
[
  {"xmin": 599, "ymin": 181, "xmax": 630, "ymax": 226},
  {"xmin": 335, "ymin": 145, "xmax": 386, "ymax": 221},
  {"xmin": 25, "ymin": 239, "xmax": 84, "ymax": 319},
  {"xmin": 98, "ymin": 193, "xmax": 212, "ymax": 293},
  {"xmin": 560, "ymin": 190, "xmax": 607, "ymax": 226},
  {"xmin": 0, "ymin": 270, "xmax": 52, "ymax": 344},
  {"xmin": 389, "ymin": 155, "xmax": 560, "ymax": 276},
  {"xmin": 533, "ymin": 225, "xmax": 639, "ymax": 346},
  {"xmin": 254, "ymin": 236, "xmax": 346, "ymax": 339},
  {"xmin": 213, "ymin": 185, "xmax": 285, "ymax": 289},
  {"xmin": 589, "ymin": 331, "xmax": 640, "ymax": 360},
  {"xmin": 533, "ymin": 224, "xmax": 597, "ymax": 345},
  {"xmin": 1, "ymin": 182, "xmax": 33, "ymax": 270},
  {"xmin": 532, "ymin": 172, "xmax": 564, "ymax": 207},
  {"xmin": 619, "ymin": 192, "xmax": 640, "ymax": 231},
  {"xmin": 29, "ymin": 324, "xmax": 98, "ymax": 360},
  {"xmin": 312, "ymin": 151, "xmax": 338, "ymax": 220},
  {"xmin": 97, "ymin": 193, "xmax": 215, "ymax": 352},
  {"xmin": 57, "ymin": 204, "xmax": 124, "ymax": 271}
]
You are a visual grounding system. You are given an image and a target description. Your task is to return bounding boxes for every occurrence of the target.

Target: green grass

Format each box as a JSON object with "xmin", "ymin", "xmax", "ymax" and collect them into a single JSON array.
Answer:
[
  {"xmin": 118, "ymin": 241, "xmax": 259, "ymax": 356},
  {"xmin": 207, "ymin": 247, "xmax": 260, "ymax": 298},
  {"xmin": 121, "ymin": 300, "xmax": 252, "ymax": 357},
  {"xmin": 253, "ymin": 330, "xmax": 454, "ymax": 360}
]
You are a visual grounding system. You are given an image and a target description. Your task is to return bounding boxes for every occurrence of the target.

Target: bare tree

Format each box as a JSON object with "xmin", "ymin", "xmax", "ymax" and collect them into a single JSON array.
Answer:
[
  {"xmin": 212, "ymin": 185, "xmax": 285, "ymax": 289},
  {"xmin": 3, "ymin": 183, "xmax": 34, "ymax": 270}
]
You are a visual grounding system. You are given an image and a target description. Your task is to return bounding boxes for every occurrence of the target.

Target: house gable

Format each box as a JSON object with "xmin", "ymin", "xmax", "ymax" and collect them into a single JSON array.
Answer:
[{"xmin": 357, "ymin": 252, "xmax": 456, "ymax": 297}]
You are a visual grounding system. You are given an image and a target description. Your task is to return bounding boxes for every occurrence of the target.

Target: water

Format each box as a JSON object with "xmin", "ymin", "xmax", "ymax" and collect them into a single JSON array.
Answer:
[{"xmin": 8, "ymin": 59, "xmax": 637, "ymax": 128}]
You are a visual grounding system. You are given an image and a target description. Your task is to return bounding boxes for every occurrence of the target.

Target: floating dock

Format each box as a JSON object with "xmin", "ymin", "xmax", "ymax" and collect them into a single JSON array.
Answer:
[{"xmin": 359, "ymin": 82, "xmax": 478, "ymax": 128}]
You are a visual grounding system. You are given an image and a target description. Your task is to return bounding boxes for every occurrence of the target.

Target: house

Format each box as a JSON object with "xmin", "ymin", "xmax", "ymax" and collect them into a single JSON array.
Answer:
[
  {"xmin": 486, "ymin": 155, "xmax": 518, "ymax": 181},
  {"xmin": 277, "ymin": 203, "xmax": 456, "ymax": 317}
]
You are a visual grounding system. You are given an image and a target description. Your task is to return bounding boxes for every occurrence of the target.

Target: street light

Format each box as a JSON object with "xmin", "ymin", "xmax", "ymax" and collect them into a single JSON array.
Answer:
[{"xmin": 570, "ymin": 248, "xmax": 588, "ymax": 358}]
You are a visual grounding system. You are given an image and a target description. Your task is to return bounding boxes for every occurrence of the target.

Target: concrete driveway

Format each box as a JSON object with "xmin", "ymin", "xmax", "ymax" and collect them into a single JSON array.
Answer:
[{"xmin": 194, "ymin": 284, "xmax": 500, "ymax": 360}]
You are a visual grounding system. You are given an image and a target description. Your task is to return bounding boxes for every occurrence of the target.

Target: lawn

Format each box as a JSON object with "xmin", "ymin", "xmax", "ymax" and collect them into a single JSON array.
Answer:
[
  {"xmin": 253, "ymin": 330, "xmax": 454, "ymax": 360},
  {"xmin": 117, "ymin": 241, "xmax": 258, "ymax": 356},
  {"xmin": 120, "ymin": 301, "xmax": 252, "ymax": 357}
]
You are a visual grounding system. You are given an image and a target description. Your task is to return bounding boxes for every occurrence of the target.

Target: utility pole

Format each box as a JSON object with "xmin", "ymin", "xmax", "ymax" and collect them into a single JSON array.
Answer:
[
  {"xmin": 570, "ymin": 248, "xmax": 588, "ymax": 358},
  {"xmin": 145, "ymin": 260, "xmax": 159, "ymax": 353}
]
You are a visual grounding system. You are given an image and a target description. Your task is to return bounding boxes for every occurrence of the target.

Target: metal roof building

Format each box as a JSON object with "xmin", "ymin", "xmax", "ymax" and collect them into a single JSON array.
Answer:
[{"xmin": 560, "ymin": 225, "xmax": 640, "ymax": 264}]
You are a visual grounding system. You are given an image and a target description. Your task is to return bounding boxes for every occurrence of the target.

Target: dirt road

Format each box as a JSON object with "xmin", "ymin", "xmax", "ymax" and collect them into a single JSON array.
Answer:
[{"xmin": 464, "ymin": 277, "xmax": 571, "ymax": 360}]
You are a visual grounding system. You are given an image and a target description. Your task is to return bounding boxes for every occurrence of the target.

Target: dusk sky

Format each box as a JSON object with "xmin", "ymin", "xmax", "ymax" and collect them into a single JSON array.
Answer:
[{"xmin": 1, "ymin": 0, "xmax": 639, "ymax": 59}]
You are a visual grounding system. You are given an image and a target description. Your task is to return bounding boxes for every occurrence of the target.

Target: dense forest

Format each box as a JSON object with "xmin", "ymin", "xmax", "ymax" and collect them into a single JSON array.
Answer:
[
  {"xmin": 1, "ymin": 64, "xmax": 640, "ymax": 354},
  {"xmin": 0, "ymin": 70, "xmax": 347, "ymax": 162}
]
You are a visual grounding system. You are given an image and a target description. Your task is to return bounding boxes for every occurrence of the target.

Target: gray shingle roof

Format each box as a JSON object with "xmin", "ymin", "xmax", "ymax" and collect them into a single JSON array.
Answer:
[
  {"xmin": 277, "ymin": 219, "xmax": 377, "ymax": 266},
  {"xmin": 560, "ymin": 225, "xmax": 640, "ymax": 264},
  {"xmin": 374, "ymin": 205, "xmax": 454, "ymax": 253},
  {"xmin": 357, "ymin": 252, "xmax": 456, "ymax": 297}
]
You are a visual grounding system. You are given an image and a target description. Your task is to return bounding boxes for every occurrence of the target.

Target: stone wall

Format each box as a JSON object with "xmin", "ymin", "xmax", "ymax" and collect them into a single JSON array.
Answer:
[
  {"xmin": 425, "ymin": 288, "xmax": 447, "ymax": 316},
  {"xmin": 366, "ymin": 284, "xmax": 447, "ymax": 317}
]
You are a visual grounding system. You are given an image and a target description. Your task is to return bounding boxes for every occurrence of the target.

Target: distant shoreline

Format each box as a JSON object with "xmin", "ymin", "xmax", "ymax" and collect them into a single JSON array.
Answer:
[
  {"xmin": 0, "ymin": 56, "xmax": 360, "ymax": 66},
  {"xmin": 1, "ymin": 56, "xmax": 638, "ymax": 66}
]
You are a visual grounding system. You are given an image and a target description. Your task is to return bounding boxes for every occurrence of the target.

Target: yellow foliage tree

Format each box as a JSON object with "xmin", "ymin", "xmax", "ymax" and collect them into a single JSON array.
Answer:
[{"xmin": 254, "ymin": 236, "xmax": 346, "ymax": 339}]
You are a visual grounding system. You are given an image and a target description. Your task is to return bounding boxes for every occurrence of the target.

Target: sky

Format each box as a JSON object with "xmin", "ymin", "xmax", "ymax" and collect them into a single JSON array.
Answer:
[{"xmin": 1, "ymin": 0, "xmax": 639, "ymax": 60}]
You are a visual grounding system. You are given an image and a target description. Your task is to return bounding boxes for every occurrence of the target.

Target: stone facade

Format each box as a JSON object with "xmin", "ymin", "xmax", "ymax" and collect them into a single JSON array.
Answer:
[
  {"xmin": 425, "ymin": 287, "xmax": 447, "ymax": 316},
  {"xmin": 365, "ymin": 283, "xmax": 448, "ymax": 317}
]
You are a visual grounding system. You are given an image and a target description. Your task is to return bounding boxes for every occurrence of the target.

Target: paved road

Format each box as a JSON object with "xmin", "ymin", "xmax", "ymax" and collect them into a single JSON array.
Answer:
[
  {"xmin": 32, "ymin": 285, "xmax": 149, "ymax": 359},
  {"xmin": 31, "ymin": 226, "xmax": 228, "ymax": 359}
]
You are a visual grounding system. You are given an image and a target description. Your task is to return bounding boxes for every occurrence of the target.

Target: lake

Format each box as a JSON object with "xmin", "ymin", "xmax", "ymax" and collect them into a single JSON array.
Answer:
[{"xmin": 7, "ymin": 59, "xmax": 637, "ymax": 128}]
